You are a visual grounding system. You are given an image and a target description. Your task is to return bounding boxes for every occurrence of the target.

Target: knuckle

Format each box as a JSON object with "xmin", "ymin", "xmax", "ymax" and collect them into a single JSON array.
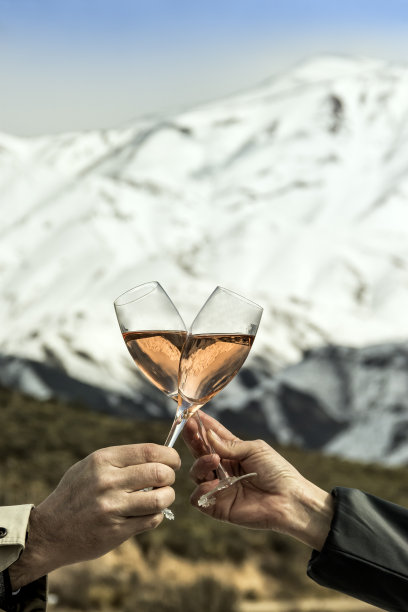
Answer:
[
  {"xmin": 154, "ymin": 463, "xmax": 172, "ymax": 486},
  {"xmin": 89, "ymin": 449, "xmax": 105, "ymax": 469},
  {"xmin": 94, "ymin": 469, "xmax": 116, "ymax": 493},
  {"xmin": 152, "ymin": 489, "xmax": 167, "ymax": 512},
  {"xmin": 93, "ymin": 474, "xmax": 106, "ymax": 493},
  {"xmin": 228, "ymin": 439, "xmax": 240, "ymax": 450},
  {"xmin": 254, "ymin": 439, "xmax": 269, "ymax": 451},
  {"xmin": 95, "ymin": 495, "xmax": 114, "ymax": 519},
  {"xmin": 142, "ymin": 443, "xmax": 159, "ymax": 463},
  {"xmin": 151, "ymin": 487, "xmax": 174, "ymax": 512}
]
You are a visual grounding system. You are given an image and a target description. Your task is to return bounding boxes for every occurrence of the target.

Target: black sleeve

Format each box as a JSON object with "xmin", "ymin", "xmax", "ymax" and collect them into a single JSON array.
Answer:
[
  {"xmin": 307, "ymin": 487, "xmax": 408, "ymax": 612},
  {"xmin": 0, "ymin": 572, "xmax": 47, "ymax": 612}
]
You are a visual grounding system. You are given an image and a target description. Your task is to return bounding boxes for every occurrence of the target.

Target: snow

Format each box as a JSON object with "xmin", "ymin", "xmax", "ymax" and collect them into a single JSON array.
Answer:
[{"xmin": 1, "ymin": 55, "xmax": 408, "ymax": 462}]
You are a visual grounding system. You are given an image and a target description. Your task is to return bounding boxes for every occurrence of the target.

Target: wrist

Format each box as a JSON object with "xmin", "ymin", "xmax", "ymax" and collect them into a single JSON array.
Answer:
[
  {"xmin": 8, "ymin": 507, "xmax": 54, "ymax": 590},
  {"xmin": 284, "ymin": 478, "xmax": 334, "ymax": 551}
]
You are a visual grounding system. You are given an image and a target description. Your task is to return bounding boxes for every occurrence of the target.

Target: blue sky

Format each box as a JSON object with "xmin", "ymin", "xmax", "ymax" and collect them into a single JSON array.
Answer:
[{"xmin": 1, "ymin": 0, "xmax": 408, "ymax": 135}]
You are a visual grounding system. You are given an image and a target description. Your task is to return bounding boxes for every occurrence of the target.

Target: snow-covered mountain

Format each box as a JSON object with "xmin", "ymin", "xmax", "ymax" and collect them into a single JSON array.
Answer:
[{"xmin": 1, "ymin": 55, "xmax": 408, "ymax": 464}]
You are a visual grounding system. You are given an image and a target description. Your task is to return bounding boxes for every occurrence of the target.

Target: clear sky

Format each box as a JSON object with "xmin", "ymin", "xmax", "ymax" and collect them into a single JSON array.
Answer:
[{"xmin": 1, "ymin": 0, "xmax": 408, "ymax": 136}]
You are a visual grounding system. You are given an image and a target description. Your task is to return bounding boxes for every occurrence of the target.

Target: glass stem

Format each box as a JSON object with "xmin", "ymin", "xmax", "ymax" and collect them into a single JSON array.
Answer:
[
  {"xmin": 164, "ymin": 398, "xmax": 193, "ymax": 448},
  {"xmin": 195, "ymin": 412, "xmax": 229, "ymax": 480}
]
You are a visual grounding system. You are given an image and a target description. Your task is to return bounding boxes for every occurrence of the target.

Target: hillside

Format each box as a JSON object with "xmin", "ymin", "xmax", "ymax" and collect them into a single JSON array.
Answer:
[{"xmin": 1, "ymin": 387, "xmax": 406, "ymax": 610}]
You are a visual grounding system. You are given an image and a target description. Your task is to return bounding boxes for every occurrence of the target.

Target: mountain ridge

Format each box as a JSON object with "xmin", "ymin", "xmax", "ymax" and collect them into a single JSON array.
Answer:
[{"xmin": 1, "ymin": 55, "xmax": 408, "ymax": 464}]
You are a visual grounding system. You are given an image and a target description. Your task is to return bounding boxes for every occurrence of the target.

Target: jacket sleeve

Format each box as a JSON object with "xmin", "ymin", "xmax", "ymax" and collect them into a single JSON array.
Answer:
[
  {"xmin": 307, "ymin": 487, "xmax": 408, "ymax": 612},
  {"xmin": 0, "ymin": 577, "xmax": 48, "ymax": 612},
  {"xmin": 0, "ymin": 506, "xmax": 47, "ymax": 612}
]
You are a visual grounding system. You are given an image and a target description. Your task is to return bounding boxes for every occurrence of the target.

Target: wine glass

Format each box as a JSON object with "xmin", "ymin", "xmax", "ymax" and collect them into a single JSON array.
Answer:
[
  {"xmin": 114, "ymin": 281, "xmax": 187, "ymax": 519},
  {"xmin": 114, "ymin": 282, "xmax": 262, "ymax": 513},
  {"xmin": 176, "ymin": 286, "xmax": 263, "ymax": 507}
]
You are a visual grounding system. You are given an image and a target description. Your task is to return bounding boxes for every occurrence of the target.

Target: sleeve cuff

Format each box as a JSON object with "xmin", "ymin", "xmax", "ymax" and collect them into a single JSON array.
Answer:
[{"xmin": 0, "ymin": 506, "xmax": 34, "ymax": 572}]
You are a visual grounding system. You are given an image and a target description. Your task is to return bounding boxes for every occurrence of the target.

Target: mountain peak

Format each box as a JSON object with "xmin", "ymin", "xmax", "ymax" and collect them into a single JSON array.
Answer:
[{"xmin": 1, "ymin": 55, "xmax": 408, "ymax": 464}]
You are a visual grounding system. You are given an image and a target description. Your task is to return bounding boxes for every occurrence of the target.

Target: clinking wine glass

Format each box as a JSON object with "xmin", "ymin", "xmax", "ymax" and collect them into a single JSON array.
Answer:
[
  {"xmin": 174, "ymin": 286, "xmax": 263, "ymax": 508},
  {"xmin": 114, "ymin": 281, "xmax": 187, "ymax": 519},
  {"xmin": 114, "ymin": 282, "xmax": 263, "ymax": 514}
]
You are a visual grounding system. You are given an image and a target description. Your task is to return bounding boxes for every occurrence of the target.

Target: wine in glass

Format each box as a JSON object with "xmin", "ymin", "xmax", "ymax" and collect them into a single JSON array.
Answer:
[
  {"xmin": 176, "ymin": 286, "xmax": 263, "ymax": 507},
  {"xmin": 114, "ymin": 281, "xmax": 187, "ymax": 519},
  {"xmin": 114, "ymin": 281, "xmax": 187, "ymax": 404}
]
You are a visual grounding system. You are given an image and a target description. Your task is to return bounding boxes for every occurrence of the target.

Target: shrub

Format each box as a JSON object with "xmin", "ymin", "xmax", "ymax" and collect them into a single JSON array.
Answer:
[{"xmin": 124, "ymin": 576, "xmax": 238, "ymax": 612}]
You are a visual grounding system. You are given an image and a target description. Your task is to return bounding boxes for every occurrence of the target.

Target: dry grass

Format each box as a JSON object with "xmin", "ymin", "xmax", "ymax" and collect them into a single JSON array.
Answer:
[
  {"xmin": 240, "ymin": 599, "xmax": 383, "ymax": 612},
  {"xmin": 1, "ymin": 386, "xmax": 406, "ymax": 611}
]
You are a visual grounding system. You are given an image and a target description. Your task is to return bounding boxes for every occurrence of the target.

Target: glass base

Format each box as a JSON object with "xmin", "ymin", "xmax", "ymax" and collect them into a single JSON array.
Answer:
[
  {"xmin": 162, "ymin": 508, "xmax": 175, "ymax": 520},
  {"xmin": 197, "ymin": 472, "xmax": 257, "ymax": 508}
]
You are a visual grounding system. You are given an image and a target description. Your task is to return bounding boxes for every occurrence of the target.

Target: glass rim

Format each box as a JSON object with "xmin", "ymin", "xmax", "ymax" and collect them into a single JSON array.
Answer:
[
  {"xmin": 215, "ymin": 286, "xmax": 263, "ymax": 312},
  {"xmin": 114, "ymin": 281, "xmax": 160, "ymax": 307}
]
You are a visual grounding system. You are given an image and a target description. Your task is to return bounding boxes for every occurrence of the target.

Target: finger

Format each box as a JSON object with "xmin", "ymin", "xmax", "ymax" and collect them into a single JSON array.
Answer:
[
  {"xmin": 120, "ymin": 486, "xmax": 176, "ymax": 517},
  {"xmin": 122, "ymin": 512, "xmax": 164, "ymax": 537},
  {"xmin": 116, "ymin": 462, "xmax": 176, "ymax": 491},
  {"xmin": 106, "ymin": 444, "xmax": 181, "ymax": 470},
  {"xmin": 195, "ymin": 412, "xmax": 239, "ymax": 442},
  {"xmin": 182, "ymin": 411, "xmax": 239, "ymax": 459},
  {"xmin": 182, "ymin": 418, "xmax": 210, "ymax": 459},
  {"xmin": 207, "ymin": 430, "xmax": 258, "ymax": 462},
  {"xmin": 189, "ymin": 454, "xmax": 220, "ymax": 484}
]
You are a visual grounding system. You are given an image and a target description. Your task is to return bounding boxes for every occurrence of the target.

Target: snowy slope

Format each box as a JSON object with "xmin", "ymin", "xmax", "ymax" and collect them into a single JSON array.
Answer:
[{"xmin": 1, "ymin": 55, "xmax": 408, "ymax": 462}]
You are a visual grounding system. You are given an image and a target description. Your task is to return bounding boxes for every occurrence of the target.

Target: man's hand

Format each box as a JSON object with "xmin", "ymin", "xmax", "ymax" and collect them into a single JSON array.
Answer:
[
  {"xmin": 9, "ymin": 443, "xmax": 180, "ymax": 590},
  {"xmin": 183, "ymin": 412, "xmax": 333, "ymax": 550}
]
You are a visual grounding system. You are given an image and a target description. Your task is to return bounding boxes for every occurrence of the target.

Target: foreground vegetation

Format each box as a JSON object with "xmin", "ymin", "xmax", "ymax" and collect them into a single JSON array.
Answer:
[{"xmin": 1, "ymin": 386, "xmax": 407, "ymax": 610}]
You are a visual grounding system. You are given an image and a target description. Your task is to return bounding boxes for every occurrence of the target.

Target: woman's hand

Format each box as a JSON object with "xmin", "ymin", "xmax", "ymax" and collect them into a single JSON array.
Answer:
[{"xmin": 183, "ymin": 412, "xmax": 333, "ymax": 549}]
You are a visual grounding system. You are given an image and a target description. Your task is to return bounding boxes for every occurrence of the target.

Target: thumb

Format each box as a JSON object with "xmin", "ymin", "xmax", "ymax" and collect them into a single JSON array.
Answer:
[{"xmin": 207, "ymin": 429, "xmax": 254, "ymax": 462}]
